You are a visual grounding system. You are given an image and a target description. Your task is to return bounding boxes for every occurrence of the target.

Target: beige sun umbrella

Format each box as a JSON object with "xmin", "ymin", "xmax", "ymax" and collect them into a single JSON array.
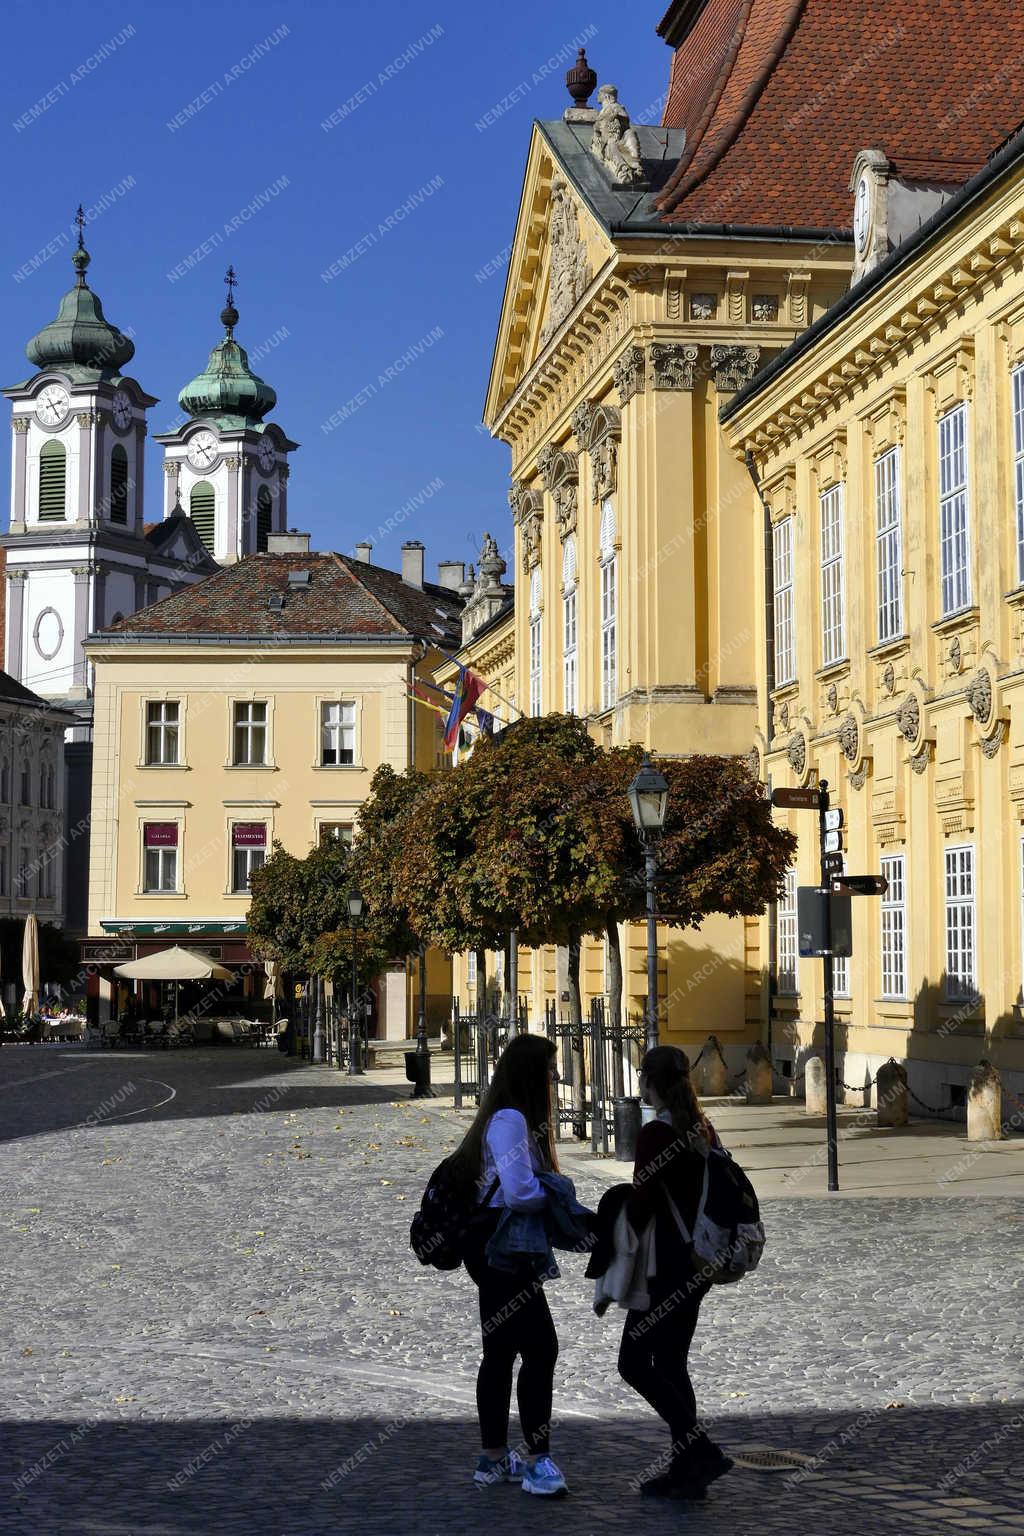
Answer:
[
  {"xmin": 263, "ymin": 959, "xmax": 284, "ymax": 1026},
  {"xmin": 114, "ymin": 946, "xmax": 233, "ymax": 1027},
  {"xmin": 22, "ymin": 914, "xmax": 40, "ymax": 1018}
]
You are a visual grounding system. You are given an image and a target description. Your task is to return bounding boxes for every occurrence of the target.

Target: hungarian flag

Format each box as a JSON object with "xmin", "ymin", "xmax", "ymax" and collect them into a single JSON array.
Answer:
[{"xmin": 443, "ymin": 666, "xmax": 487, "ymax": 750}]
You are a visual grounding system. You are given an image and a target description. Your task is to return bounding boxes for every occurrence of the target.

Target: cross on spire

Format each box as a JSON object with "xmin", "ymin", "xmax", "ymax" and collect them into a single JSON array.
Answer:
[
  {"xmin": 74, "ymin": 204, "xmax": 86, "ymax": 249},
  {"xmin": 224, "ymin": 265, "xmax": 238, "ymax": 306}
]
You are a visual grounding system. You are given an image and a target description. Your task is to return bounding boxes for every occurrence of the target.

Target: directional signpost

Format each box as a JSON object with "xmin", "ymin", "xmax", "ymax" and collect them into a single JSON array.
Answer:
[{"xmin": 770, "ymin": 778, "xmax": 888, "ymax": 1191}]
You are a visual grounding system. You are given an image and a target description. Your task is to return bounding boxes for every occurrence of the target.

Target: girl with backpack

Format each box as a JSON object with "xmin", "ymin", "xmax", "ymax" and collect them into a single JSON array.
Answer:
[
  {"xmin": 446, "ymin": 1032, "xmax": 575, "ymax": 1497},
  {"xmin": 616, "ymin": 1046, "xmax": 734, "ymax": 1500}
]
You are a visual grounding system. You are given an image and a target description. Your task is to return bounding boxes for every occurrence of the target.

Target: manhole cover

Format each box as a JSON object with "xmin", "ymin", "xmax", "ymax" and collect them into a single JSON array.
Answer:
[{"xmin": 731, "ymin": 1448, "xmax": 815, "ymax": 1473}]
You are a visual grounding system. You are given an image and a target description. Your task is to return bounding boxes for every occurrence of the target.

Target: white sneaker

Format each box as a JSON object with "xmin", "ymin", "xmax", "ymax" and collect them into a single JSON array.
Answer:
[{"xmin": 521, "ymin": 1456, "xmax": 569, "ymax": 1497}]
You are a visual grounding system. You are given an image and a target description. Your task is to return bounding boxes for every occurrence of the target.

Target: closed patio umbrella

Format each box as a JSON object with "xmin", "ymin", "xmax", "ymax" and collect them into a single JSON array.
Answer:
[{"xmin": 22, "ymin": 915, "xmax": 40, "ymax": 1018}]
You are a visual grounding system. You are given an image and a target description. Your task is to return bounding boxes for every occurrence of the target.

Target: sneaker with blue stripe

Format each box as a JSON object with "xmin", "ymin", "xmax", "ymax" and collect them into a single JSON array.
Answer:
[
  {"xmin": 473, "ymin": 1450, "xmax": 524, "ymax": 1486},
  {"xmin": 521, "ymin": 1456, "xmax": 568, "ymax": 1497}
]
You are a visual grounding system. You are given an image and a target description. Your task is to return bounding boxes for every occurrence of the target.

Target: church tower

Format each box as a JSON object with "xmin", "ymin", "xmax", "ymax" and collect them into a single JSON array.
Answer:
[{"xmin": 155, "ymin": 268, "xmax": 298, "ymax": 563}]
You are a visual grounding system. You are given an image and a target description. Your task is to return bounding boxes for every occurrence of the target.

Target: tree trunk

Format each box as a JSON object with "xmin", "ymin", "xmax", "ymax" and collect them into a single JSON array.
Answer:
[
  {"xmin": 566, "ymin": 928, "xmax": 586, "ymax": 1139},
  {"xmin": 605, "ymin": 916, "xmax": 625, "ymax": 1097}
]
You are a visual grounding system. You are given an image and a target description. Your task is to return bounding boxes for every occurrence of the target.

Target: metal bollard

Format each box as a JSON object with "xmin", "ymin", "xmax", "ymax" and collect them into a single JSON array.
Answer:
[
  {"xmin": 613, "ymin": 1096, "xmax": 642, "ymax": 1161},
  {"xmin": 805, "ymin": 1055, "xmax": 828, "ymax": 1116},
  {"xmin": 968, "ymin": 1058, "xmax": 1002, "ymax": 1141},
  {"xmin": 876, "ymin": 1058, "xmax": 908, "ymax": 1127}
]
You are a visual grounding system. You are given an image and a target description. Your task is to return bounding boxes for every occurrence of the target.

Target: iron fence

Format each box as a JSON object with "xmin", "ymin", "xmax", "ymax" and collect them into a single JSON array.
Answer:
[{"xmin": 544, "ymin": 998, "xmax": 646, "ymax": 1154}]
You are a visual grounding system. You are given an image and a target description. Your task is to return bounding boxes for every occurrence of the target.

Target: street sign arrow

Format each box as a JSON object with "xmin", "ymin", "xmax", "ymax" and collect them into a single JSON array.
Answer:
[
  {"xmin": 772, "ymin": 786, "xmax": 824, "ymax": 810},
  {"xmin": 832, "ymin": 875, "xmax": 888, "ymax": 896},
  {"xmin": 824, "ymin": 808, "xmax": 844, "ymax": 831},
  {"xmin": 823, "ymin": 830, "xmax": 842, "ymax": 853}
]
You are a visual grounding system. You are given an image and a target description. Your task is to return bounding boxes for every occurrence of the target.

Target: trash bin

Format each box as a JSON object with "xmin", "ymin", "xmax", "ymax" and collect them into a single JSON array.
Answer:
[
  {"xmin": 405, "ymin": 1048, "xmax": 434, "ymax": 1099},
  {"xmin": 613, "ymin": 1096, "xmax": 642, "ymax": 1161}
]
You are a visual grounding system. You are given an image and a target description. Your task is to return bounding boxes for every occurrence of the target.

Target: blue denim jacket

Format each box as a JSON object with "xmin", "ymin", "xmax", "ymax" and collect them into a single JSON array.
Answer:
[{"xmin": 484, "ymin": 1171, "xmax": 594, "ymax": 1280}]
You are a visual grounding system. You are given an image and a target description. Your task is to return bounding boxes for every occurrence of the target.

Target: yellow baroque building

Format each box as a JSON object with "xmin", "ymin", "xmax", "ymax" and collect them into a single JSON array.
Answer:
[
  {"xmin": 723, "ymin": 124, "xmax": 1024, "ymax": 1105},
  {"xmin": 83, "ymin": 533, "xmax": 457, "ymax": 1035}
]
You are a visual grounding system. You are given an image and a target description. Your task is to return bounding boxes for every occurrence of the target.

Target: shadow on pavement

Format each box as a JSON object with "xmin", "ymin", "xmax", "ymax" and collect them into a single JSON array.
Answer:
[{"xmin": 2, "ymin": 1403, "xmax": 1022, "ymax": 1536}]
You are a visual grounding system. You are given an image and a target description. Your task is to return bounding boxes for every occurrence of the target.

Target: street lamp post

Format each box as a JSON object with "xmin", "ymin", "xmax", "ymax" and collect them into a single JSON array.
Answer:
[
  {"xmin": 312, "ymin": 975, "xmax": 324, "ymax": 1064},
  {"xmin": 347, "ymin": 888, "xmax": 366, "ymax": 1076},
  {"xmin": 413, "ymin": 942, "xmax": 434, "ymax": 1098},
  {"xmin": 628, "ymin": 756, "xmax": 669, "ymax": 1054}
]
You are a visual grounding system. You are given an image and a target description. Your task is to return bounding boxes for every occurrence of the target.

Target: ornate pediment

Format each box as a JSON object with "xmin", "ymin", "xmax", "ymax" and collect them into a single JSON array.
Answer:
[
  {"xmin": 540, "ymin": 176, "xmax": 592, "ymax": 349},
  {"xmin": 584, "ymin": 403, "xmax": 620, "ymax": 504},
  {"xmin": 537, "ymin": 444, "xmax": 579, "ymax": 540}
]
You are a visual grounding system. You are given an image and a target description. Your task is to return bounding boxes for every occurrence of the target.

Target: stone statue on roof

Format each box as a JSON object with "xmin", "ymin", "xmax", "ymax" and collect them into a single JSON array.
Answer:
[{"xmin": 590, "ymin": 84, "xmax": 646, "ymax": 187}]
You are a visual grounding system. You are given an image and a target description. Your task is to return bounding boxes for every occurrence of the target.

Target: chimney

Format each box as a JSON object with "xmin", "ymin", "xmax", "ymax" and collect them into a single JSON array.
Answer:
[
  {"xmin": 436, "ymin": 559, "xmax": 466, "ymax": 590},
  {"xmin": 354, "ymin": 540, "xmax": 373, "ymax": 563},
  {"xmin": 401, "ymin": 539, "xmax": 425, "ymax": 588},
  {"xmin": 266, "ymin": 530, "xmax": 311, "ymax": 554}
]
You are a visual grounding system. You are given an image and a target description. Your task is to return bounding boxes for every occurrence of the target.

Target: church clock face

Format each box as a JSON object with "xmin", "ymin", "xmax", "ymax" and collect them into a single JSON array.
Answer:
[
  {"xmin": 854, "ymin": 174, "xmax": 872, "ymax": 254},
  {"xmin": 256, "ymin": 436, "xmax": 276, "ymax": 474},
  {"xmin": 112, "ymin": 389, "xmax": 132, "ymax": 431},
  {"xmin": 186, "ymin": 429, "xmax": 219, "ymax": 470},
  {"xmin": 37, "ymin": 384, "xmax": 70, "ymax": 426}
]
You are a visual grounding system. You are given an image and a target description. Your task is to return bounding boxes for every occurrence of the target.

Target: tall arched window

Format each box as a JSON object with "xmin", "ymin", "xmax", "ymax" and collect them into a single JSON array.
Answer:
[
  {"xmin": 255, "ymin": 485, "xmax": 272, "ymax": 552},
  {"xmin": 109, "ymin": 444, "xmax": 129, "ymax": 524},
  {"xmin": 562, "ymin": 536, "xmax": 577, "ymax": 714},
  {"xmin": 38, "ymin": 440, "xmax": 67, "ymax": 520},
  {"xmin": 0, "ymin": 758, "xmax": 9, "ymax": 803},
  {"xmin": 529, "ymin": 566, "xmax": 543, "ymax": 718},
  {"xmin": 189, "ymin": 480, "xmax": 216, "ymax": 554},
  {"xmin": 599, "ymin": 501, "xmax": 617, "ymax": 711}
]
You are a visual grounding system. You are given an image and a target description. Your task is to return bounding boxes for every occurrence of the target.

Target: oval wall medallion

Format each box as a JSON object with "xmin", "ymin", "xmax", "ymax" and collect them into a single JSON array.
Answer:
[{"xmin": 32, "ymin": 606, "xmax": 64, "ymax": 661}]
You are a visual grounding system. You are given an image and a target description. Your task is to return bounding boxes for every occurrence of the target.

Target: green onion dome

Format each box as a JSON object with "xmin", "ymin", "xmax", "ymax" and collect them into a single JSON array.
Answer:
[
  {"xmin": 177, "ymin": 291, "xmax": 276, "ymax": 424},
  {"xmin": 25, "ymin": 241, "xmax": 135, "ymax": 375}
]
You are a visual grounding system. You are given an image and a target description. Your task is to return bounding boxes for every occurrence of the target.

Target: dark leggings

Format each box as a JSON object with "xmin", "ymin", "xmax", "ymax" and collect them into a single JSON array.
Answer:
[
  {"xmin": 617, "ymin": 1278, "xmax": 711, "ymax": 1467},
  {"xmin": 464, "ymin": 1235, "xmax": 558, "ymax": 1456}
]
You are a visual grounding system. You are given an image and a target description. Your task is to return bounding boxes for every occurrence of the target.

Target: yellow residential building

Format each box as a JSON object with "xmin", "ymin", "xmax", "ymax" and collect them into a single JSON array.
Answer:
[
  {"xmin": 723, "ymin": 123, "xmax": 1024, "ymax": 1106},
  {"xmin": 82, "ymin": 533, "xmax": 459, "ymax": 1035}
]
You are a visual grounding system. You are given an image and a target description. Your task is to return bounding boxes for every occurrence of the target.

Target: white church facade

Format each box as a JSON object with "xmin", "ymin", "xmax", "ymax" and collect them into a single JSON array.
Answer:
[{"xmin": 1, "ymin": 220, "xmax": 296, "ymax": 933}]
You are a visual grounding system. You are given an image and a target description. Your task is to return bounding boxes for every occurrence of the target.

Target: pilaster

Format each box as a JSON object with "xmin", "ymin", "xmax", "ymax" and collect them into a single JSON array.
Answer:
[
  {"xmin": 225, "ymin": 457, "xmax": 241, "ymax": 559},
  {"xmin": 6, "ymin": 569, "xmax": 27, "ymax": 682},
  {"xmin": 76, "ymin": 411, "xmax": 95, "ymax": 524},
  {"xmin": 163, "ymin": 459, "xmax": 180, "ymax": 516},
  {"xmin": 71, "ymin": 566, "xmax": 91, "ymax": 694},
  {"xmin": 11, "ymin": 418, "xmax": 29, "ymax": 529}
]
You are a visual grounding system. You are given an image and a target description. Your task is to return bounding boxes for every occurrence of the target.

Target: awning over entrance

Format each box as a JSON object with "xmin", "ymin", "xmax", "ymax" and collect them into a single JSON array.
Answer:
[{"xmin": 99, "ymin": 921, "xmax": 248, "ymax": 936}]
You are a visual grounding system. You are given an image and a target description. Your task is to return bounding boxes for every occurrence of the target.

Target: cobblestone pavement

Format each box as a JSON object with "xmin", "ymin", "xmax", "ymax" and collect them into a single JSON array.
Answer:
[{"xmin": 1, "ymin": 1046, "xmax": 1022, "ymax": 1536}]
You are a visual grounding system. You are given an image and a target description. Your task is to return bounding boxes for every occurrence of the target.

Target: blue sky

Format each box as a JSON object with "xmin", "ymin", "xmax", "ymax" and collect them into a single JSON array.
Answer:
[{"xmin": 0, "ymin": 0, "xmax": 667, "ymax": 582}]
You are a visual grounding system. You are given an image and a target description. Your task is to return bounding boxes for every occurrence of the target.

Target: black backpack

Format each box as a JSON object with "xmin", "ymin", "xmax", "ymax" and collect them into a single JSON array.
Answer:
[{"xmin": 410, "ymin": 1158, "xmax": 498, "ymax": 1271}]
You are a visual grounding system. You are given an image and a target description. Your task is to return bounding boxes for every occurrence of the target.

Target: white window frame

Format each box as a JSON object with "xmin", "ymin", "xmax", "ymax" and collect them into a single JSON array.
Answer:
[
  {"xmin": 232, "ymin": 700, "xmax": 268, "ymax": 766},
  {"xmin": 772, "ymin": 517, "xmax": 795, "ymax": 686},
  {"xmin": 880, "ymin": 854, "xmax": 907, "ymax": 1000},
  {"xmin": 832, "ymin": 857, "xmax": 850, "ymax": 997},
  {"xmin": 466, "ymin": 950, "xmax": 477, "ymax": 990},
  {"xmin": 1014, "ymin": 364, "xmax": 1024, "ymax": 585},
  {"xmin": 777, "ymin": 868, "xmax": 799, "ymax": 994},
  {"xmin": 232, "ymin": 842, "xmax": 266, "ymax": 893},
  {"xmin": 145, "ymin": 700, "xmax": 180, "ymax": 766},
  {"xmin": 320, "ymin": 701, "xmax": 356, "ymax": 766},
  {"xmin": 944, "ymin": 844, "xmax": 977, "ymax": 1002},
  {"xmin": 319, "ymin": 822, "xmax": 353, "ymax": 846},
  {"xmin": 819, "ymin": 483, "xmax": 845, "ymax": 666},
  {"xmin": 143, "ymin": 829, "xmax": 178, "ymax": 893},
  {"xmin": 563, "ymin": 586, "xmax": 577, "ymax": 713},
  {"xmin": 529, "ymin": 567, "xmax": 542, "ymax": 718},
  {"xmin": 599, "ymin": 502, "xmax": 617, "ymax": 712},
  {"xmin": 875, "ymin": 447, "xmax": 904, "ymax": 642},
  {"xmin": 938, "ymin": 402, "xmax": 971, "ymax": 616}
]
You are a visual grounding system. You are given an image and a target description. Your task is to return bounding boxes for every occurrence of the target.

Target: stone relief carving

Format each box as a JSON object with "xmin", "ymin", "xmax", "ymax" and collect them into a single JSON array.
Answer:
[
  {"xmin": 826, "ymin": 683, "xmax": 838, "ymax": 714},
  {"xmin": 585, "ymin": 404, "xmax": 621, "ymax": 505},
  {"xmin": 848, "ymin": 766, "xmax": 868, "ymax": 790},
  {"xmin": 710, "ymin": 345, "xmax": 762, "ymax": 392},
  {"xmin": 570, "ymin": 400, "xmax": 594, "ymax": 446},
  {"xmin": 538, "ymin": 444, "xmax": 580, "ymax": 539},
  {"xmin": 980, "ymin": 721, "xmax": 1006, "ymax": 758},
  {"xmin": 838, "ymin": 713, "xmax": 859, "ymax": 763},
  {"xmin": 881, "ymin": 662, "xmax": 896, "ymax": 696},
  {"xmin": 541, "ymin": 177, "xmax": 590, "ymax": 347},
  {"xmin": 589, "ymin": 85, "xmax": 646, "ymax": 187},
  {"xmin": 508, "ymin": 480, "xmax": 528, "ymax": 522},
  {"xmin": 743, "ymin": 746, "xmax": 760, "ymax": 781},
  {"xmin": 520, "ymin": 510, "xmax": 543, "ymax": 574},
  {"xmin": 910, "ymin": 747, "xmax": 931, "ymax": 774},
  {"xmin": 779, "ymin": 701, "xmax": 790, "ymax": 731},
  {"xmin": 787, "ymin": 731, "xmax": 806, "ymax": 777},
  {"xmin": 965, "ymin": 668, "xmax": 992, "ymax": 726},
  {"xmin": 650, "ymin": 342, "xmax": 700, "ymax": 390},
  {"xmin": 897, "ymin": 692, "xmax": 920, "ymax": 744},
  {"xmin": 948, "ymin": 635, "xmax": 962, "ymax": 673},
  {"xmin": 613, "ymin": 346, "xmax": 645, "ymax": 404}
]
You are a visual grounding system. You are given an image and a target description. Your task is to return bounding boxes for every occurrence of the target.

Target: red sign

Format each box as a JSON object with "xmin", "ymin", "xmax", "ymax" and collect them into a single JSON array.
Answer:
[
  {"xmin": 145, "ymin": 822, "xmax": 178, "ymax": 847},
  {"xmin": 233, "ymin": 823, "xmax": 267, "ymax": 847}
]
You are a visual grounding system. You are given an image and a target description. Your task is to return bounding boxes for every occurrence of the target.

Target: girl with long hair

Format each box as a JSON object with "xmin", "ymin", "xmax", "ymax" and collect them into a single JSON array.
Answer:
[
  {"xmin": 617, "ymin": 1045, "xmax": 733, "ymax": 1500},
  {"xmin": 448, "ymin": 1032, "xmax": 569, "ymax": 1497}
]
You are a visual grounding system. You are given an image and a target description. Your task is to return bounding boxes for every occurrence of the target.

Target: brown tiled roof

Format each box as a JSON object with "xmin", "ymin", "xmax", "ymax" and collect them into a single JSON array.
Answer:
[
  {"xmin": 98, "ymin": 553, "xmax": 464, "ymax": 643},
  {"xmin": 654, "ymin": 0, "xmax": 1024, "ymax": 227}
]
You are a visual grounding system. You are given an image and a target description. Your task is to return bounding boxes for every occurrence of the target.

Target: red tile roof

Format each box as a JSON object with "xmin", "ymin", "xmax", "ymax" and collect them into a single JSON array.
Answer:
[
  {"xmin": 654, "ymin": 0, "xmax": 1024, "ymax": 227},
  {"xmin": 99, "ymin": 553, "xmax": 463, "ymax": 643}
]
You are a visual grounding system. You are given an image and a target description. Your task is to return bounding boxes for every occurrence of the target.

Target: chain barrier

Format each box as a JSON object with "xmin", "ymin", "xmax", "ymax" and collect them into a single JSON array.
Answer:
[{"xmin": 906, "ymin": 1083, "xmax": 966, "ymax": 1119}]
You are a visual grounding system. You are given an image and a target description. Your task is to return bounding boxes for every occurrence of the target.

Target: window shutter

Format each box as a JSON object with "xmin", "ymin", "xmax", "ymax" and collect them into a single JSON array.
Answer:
[
  {"xmin": 190, "ymin": 480, "xmax": 216, "ymax": 553},
  {"xmin": 256, "ymin": 486, "xmax": 272, "ymax": 552},
  {"xmin": 38, "ymin": 440, "xmax": 66, "ymax": 520},
  {"xmin": 110, "ymin": 445, "xmax": 129, "ymax": 524}
]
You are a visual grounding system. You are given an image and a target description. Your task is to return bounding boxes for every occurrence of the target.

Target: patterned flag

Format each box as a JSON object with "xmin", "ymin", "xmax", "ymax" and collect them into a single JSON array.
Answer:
[{"xmin": 443, "ymin": 666, "xmax": 487, "ymax": 750}]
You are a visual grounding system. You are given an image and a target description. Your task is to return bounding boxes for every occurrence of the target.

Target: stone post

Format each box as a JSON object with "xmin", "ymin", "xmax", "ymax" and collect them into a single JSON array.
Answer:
[
  {"xmin": 805, "ymin": 1055, "xmax": 827, "ymax": 1116},
  {"xmin": 967, "ymin": 1059, "xmax": 1002, "ymax": 1141},
  {"xmin": 695, "ymin": 1035, "xmax": 728, "ymax": 1096},
  {"xmin": 876, "ymin": 1058, "xmax": 908, "ymax": 1127},
  {"xmin": 745, "ymin": 1040, "xmax": 773, "ymax": 1105}
]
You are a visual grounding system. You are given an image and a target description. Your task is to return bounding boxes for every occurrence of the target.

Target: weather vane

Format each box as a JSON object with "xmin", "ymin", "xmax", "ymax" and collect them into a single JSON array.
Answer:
[{"xmin": 224, "ymin": 265, "xmax": 238, "ymax": 306}]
